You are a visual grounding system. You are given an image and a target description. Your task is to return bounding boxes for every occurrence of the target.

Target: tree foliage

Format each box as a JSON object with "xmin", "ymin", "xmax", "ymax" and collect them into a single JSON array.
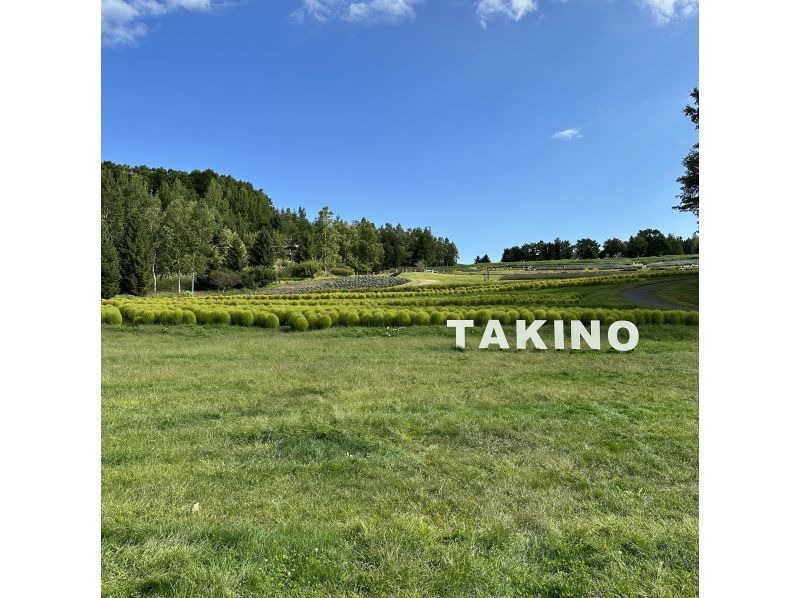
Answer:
[
  {"xmin": 249, "ymin": 229, "xmax": 276, "ymax": 268},
  {"xmin": 100, "ymin": 162, "xmax": 459, "ymax": 296},
  {"xmin": 101, "ymin": 219, "xmax": 120, "ymax": 299},
  {"xmin": 501, "ymin": 229, "xmax": 699, "ymax": 262},
  {"xmin": 674, "ymin": 87, "xmax": 699, "ymax": 218}
]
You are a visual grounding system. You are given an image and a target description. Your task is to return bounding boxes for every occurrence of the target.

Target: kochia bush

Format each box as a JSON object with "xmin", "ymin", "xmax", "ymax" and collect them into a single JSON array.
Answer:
[
  {"xmin": 254, "ymin": 312, "xmax": 280, "ymax": 328},
  {"xmin": 289, "ymin": 314, "xmax": 309, "ymax": 331},
  {"xmin": 101, "ymin": 305, "xmax": 123, "ymax": 325}
]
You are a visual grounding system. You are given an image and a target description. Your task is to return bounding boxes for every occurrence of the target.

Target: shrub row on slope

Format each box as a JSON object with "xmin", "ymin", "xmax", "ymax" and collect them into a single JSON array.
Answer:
[{"xmin": 104, "ymin": 300, "xmax": 698, "ymax": 329}]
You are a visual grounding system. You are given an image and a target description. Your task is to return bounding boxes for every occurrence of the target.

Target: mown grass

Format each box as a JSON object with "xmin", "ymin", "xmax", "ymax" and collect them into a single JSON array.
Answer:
[
  {"xmin": 649, "ymin": 279, "xmax": 699, "ymax": 310},
  {"xmin": 102, "ymin": 324, "xmax": 698, "ymax": 596},
  {"xmin": 401, "ymin": 271, "xmax": 503, "ymax": 285}
]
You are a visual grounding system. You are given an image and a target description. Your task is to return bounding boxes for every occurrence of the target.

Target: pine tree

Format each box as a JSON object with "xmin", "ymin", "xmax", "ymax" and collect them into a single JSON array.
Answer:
[
  {"xmin": 220, "ymin": 228, "xmax": 248, "ymax": 271},
  {"xmin": 249, "ymin": 229, "xmax": 275, "ymax": 268},
  {"xmin": 119, "ymin": 206, "xmax": 151, "ymax": 296},
  {"xmin": 101, "ymin": 220, "xmax": 120, "ymax": 299}
]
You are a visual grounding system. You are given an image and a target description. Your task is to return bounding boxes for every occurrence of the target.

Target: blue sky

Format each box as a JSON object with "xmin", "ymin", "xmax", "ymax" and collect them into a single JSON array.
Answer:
[{"xmin": 102, "ymin": 0, "xmax": 698, "ymax": 262}]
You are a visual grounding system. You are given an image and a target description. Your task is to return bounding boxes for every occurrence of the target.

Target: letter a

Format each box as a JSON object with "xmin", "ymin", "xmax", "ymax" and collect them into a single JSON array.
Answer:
[{"xmin": 479, "ymin": 320, "xmax": 509, "ymax": 349}]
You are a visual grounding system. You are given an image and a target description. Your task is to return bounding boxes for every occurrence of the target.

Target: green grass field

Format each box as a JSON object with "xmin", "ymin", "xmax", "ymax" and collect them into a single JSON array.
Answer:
[
  {"xmin": 648, "ymin": 279, "xmax": 699, "ymax": 310},
  {"xmin": 400, "ymin": 271, "xmax": 503, "ymax": 285},
  {"xmin": 102, "ymin": 321, "xmax": 698, "ymax": 595}
]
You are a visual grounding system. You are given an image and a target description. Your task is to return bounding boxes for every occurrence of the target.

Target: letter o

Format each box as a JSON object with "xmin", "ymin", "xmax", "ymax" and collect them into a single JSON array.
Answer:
[{"xmin": 607, "ymin": 321, "xmax": 639, "ymax": 352}]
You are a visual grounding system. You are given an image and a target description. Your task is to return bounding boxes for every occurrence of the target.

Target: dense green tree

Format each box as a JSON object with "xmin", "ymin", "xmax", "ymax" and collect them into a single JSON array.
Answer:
[
  {"xmin": 351, "ymin": 218, "xmax": 384, "ymax": 272},
  {"xmin": 379, "ymin": 224, "xmax": 410, "ymax": 269},
  {"xmin": 217, "ymin": 227, "xmax": 248, "ymax": 272},
  {"xmin": 575, "ymin": 238, "xmax": 600, "ymax": 259},
  {"xmin": 674, "ymin": 87, "xmax": 699, "ymax": 218},
  {"xmin": 313, "ymin": 207, "xmax": 339, "ymax": 272},
  {"xmin": 101, "ymin": 219, "xmax": 120, "ymax": 299},
  {"xmin": 626, "ymin": 235, "xmax": 648, "ymax": 258},
  {"xmin": 683, "ymin": 233, "xmax": 699, "ymax": 254},
  {"xmin": 118, "ymin": 202, "xmax": 152, "ymax": 295},
  {"xmin": 249, "ymin": 228, "xmax": 276, "ymax": 268},
  {"xmin": 162, "ymin": 194, "xmax": 195, "ymax": 292},
  {"xmin": 602, "ymin": 237, "xmax": 627, "ymax": 257},
  {"xmin": 187, "ymin": 200, "xmax": 216, "ymax": 292}
]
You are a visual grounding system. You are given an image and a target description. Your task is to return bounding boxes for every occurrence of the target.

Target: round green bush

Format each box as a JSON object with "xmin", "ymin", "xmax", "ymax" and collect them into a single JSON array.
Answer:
[
  {"xmin": 394, "ymin": 311, "xmax": 412, "ymax": 327},
  {"xmin": 318, "ymin": 314, "xmax": 332, "ymax": 329},
  {"xmin": 254, "ymin": 312, "xmax": 280, "ymax": 328},
  {"xmin": 133, "ymin": 310, "xmax": 156, "ymax": 325},
  {"xmin": 306, "ymin": 314, "xmax": 320, "ymax": 329},
  {"xmin": 496, "ymin": 311, "xmax": 511, "ymax": 325},
  {"xmin": 684, "ymin": 312, "xmax": 699, "ymax": 325},
  {"xmin": 343, "ymin": 311, "xmax": 360, "ymax": 326},
  {"xmin": 212, "ymin": 310, "xmax": 231, "ymax": 325},
  {"xmin": 290, "ymin": 314, "xmax": 309, "ymax": 331},
  {"xmin": 412, "ymin": 311, "xmax": 430, "ymax": 326},
  {"xmin": 182, "ymin": 310, "xmax": 197, "ymax": 325},
  {"xmin": 101, "ymin": 306, "xmax": 123, "ymax": 325},
  {"xmin": 664, "ymin": 310, "xmax": 683, "ymax": 325},
  {"xmin": 651, "ymin": 310, "xmax": 666, "ymax": 325},
  {"xmin": 429, "ymin": 311, "xmax": 446, "ymax": 325}
]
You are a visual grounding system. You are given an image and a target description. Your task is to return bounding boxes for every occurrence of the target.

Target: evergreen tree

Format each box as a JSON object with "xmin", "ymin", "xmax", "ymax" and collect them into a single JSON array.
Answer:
[
  {"xmin": 249, "ymin": 229, "xmax": 276, "ymax": 268},
  {"xmin": 118, "ymin": 205, "xmax": 151, "ymax": 295},
  {"xmin": 674, "ymin": 87, "xmax": 699, "ymax": 218},
  {"xmin": 218, "ymin": 227, "xmax": 248, "ymax": 271},
  {"xmin": 101, "ymin": 219, "xmax": 120, "ymax": 299}
]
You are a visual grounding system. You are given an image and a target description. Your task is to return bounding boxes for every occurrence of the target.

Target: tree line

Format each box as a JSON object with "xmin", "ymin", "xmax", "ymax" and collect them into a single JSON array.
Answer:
[
  {"xmin": 500, "ymin": 229, "xmax": 699, "ymax": 263},
  {"xmin": 101, "ymin": 162, "xmax": 458, "ymax": 297}
]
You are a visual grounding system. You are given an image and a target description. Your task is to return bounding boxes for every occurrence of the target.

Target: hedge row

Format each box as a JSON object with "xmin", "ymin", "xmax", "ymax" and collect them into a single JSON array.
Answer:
[{"xmin": 105, "ymin": 301, "xmax": 698, "ymax": 329}]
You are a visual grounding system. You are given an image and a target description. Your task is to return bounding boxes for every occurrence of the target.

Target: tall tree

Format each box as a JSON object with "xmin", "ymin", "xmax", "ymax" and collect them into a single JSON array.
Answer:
[
  {"xmin": 626, "ymin": 234, "xmax": 648, "ymax": 258},
  {"xmin": 249, "ymin": 228, "xmax": 276, "ymax": 268},
  {"xmin": 602, "ymin": 237, "xmax": 627, "ymax": 257},
  {"xmin": 162, "ymin": 194, "xmax": 194, "ymax": 293},
  {"xmin": 118, "ymin": 203, "xmax": 151, "ymax": 295},
  {"xmin": 575, "ymin": 238, "xmax": 600, "ymax": 259},
  {"xmin": 218, "ymin": 227, "xmax": 248, "ymax": 272},
  {"xmin": 187, "ymin": 200, "xmax": 216, "ymax": 293},
  {"xmin": 101, "ymin": 219, "xmax": 120, "ymax": 299},
  {"xmin": 313, "ymin": 207, "xmax": 339, "ymax": 272},
  {"xmin": 674, "ymin": 87, "xmax": 699, "ymax": 218},
  {"xmin": 351, "ymin": 218, "xmax": 384, "ymax": 272}
]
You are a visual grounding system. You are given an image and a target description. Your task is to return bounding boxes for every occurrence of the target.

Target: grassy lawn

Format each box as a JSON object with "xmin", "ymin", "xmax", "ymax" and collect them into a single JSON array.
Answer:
[
  {"xmin": 401, "ymin": 271, "xmax": 503, "ymax": 285},
  {"xmin": 648, "ymin": 279, "xmax": 699, "ymax": 310},
  {"xmin": 102, "ymin": 324, "xmax": 698, "ymax": 596}
]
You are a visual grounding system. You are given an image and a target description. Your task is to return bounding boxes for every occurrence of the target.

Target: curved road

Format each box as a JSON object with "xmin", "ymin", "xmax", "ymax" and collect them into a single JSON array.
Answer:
[{"xmin": 621, "ymin": 279, "xmax": 696, "ymax": 311}]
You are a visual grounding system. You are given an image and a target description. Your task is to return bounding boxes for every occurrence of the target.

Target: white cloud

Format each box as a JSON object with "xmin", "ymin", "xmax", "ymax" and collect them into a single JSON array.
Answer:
[
  {"xmin": 102, "ymin": 0, "xmax": 215, "ymax": 45},
  {"xmin": 552, "ymin": 128, "xmax": 581, "ymax": 140},
  {"xmin": 639, "ymin": 0, "xmax": 698, "ymax": 24},
  {"xmin": 293, "ymin": 0, "xmax": 422, "ymax": 25},
  {"xmin": 475, "ymin": 0, "xmax": 537, "ymax": 28}
]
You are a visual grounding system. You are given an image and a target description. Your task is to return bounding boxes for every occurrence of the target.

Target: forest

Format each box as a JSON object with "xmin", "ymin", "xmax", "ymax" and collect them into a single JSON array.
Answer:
[{"xmin": 101, "ymin": 162, "xmax": 459, "ymax": 297}]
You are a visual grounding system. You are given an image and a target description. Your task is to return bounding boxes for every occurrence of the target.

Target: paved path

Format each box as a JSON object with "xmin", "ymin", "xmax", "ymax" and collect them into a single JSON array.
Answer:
[{"xmin": 621, "ymin": 279, "xmax": 696, "ymax": 311}]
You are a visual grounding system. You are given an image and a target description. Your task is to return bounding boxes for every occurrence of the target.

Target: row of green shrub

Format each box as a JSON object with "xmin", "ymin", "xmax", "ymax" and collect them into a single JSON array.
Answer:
[{"xmin": 104, "ymin": 300, "xmax": 698, "ymax": 329}]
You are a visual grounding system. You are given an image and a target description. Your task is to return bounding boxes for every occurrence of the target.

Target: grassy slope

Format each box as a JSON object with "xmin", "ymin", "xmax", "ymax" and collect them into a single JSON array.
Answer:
[
  {"xmin": 103, "ymin": 325, "xmax": 698, "ymax": 596},
  {"xmin": 401, "ymin": 271, "xmax": 503, "ymax": 285},
  {"xmin": 648, "ymin": 279, "xmax": 699, "ymax": 310}
]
